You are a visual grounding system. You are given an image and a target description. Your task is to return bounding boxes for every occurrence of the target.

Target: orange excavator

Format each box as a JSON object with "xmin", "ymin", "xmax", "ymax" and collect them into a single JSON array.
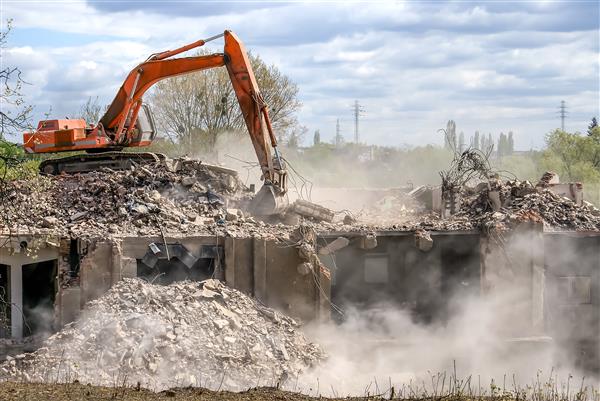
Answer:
[{"xmin": 22, "ymin": 30, "xmax": 287, "ymax": 215}]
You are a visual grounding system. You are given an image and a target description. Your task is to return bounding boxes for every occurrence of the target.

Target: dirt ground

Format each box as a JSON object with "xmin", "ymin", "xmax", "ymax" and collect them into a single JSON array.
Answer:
[{"xmin": 0, "ymin": 382, "xmax": 383, "ymax": 401}]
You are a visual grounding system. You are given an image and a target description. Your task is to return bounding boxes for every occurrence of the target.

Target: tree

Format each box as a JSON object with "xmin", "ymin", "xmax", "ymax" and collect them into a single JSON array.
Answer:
[
  {"xmin": 487, "ymin": 133, "xmax": 493, "ymax": 152},
  {"xmin": 497, "ymin": 132, "xmax": 508, "ymax": 157},
  {"xmin": 149, "ymin": 51, "xmax": 301, "ymax": 154},
  {"xmin": 444, "ymin": 120, "xmax": 456, "ymax": 150},
  {"xmin": 588, "ymin": 117, "xmax": 598, "ymax": 136},
  {"xmin": 508, "ymin": 131, "xmax": 514, "ymax": 155},
  {"xmin": 313, "ymin": 129, "xmax": 321, "ymax": 146},
  {"xmin": 473, "ymin": 131, "xmax": 480, "ymax": 150},
  {"xmin": 544, "ymin": 129, "xmax": 600, "ymax": 180},
  {"xmin": 75, "ymin": 96, "xmax": 103, "ymax": 123},
  {"xmin": 0, "ymin": 20, "xmax": 32, "ymax": 140},
  {"xmin": 458, "ymin": 131, "xmax": 465, "ymax": 152},
  {"xmin": 286, "ymin": 125, "xmax": 307, "ymax": 149}
]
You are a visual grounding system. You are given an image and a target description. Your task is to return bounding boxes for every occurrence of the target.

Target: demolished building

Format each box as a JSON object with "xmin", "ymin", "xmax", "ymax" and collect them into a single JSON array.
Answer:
[{"xmin": 1, "ymin": 161, "xmax": 599, "ymax": 376}]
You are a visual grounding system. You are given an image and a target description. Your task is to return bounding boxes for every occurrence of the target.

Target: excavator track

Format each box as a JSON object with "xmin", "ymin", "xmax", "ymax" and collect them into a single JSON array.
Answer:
[{"xmin": 39, "ymin": 152, "xmax": 167, "ymax": 175}]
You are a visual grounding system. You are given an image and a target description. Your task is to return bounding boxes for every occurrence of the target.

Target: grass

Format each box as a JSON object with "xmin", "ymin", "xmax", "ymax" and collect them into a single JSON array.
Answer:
[{"xmin": 0, "ymin": 365, "xmax": 598, "ymax": 401}]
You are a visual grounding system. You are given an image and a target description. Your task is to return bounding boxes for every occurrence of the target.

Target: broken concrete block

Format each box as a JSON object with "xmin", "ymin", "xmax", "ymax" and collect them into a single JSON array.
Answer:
[
  {"xmin": 185, "ymin": 211, "xmax": 198, "ymax": 221},
  {"xmin": 538, "ymin": 171, "xmax": 560, "ymax": 186},
  {"xmin": 225, "ymin": 209, "xmax": 239, "ymax": 222},
  {"xmin": 42, "ymin": 216, "xmax": 58, "ymax": 228},
  {"xmin": 291, "ymin": 199, "xmax": 335, "ymax": 222},
  {"xmin": 414, "ymin": 229, "xmax": 433, "ymax": 252},
  {"xmin": 70, "ymin": 211, "xmax": 88, "ymax": 222},
  {"xmin": 343, "ymin": 214, "xmax": 357, "ymax": 225},
  {"xmin": 488, "ymin": 190, "xmax": 502, "ymax": 211},
  {"xmin": 213, "ymin": 319, "xmax": 229, "ymax": 329},
  {"xmin": 190, "ymin": 182, "xmax": 207, "ymax": 193},
  {"xmin": 297, "ymin": 243, "xmax": 314, "ymax": 261},
  {"xmin": 131, "ymin": 204, "xmax": 149, "ymax": 215},
  {"xmin": 359, "ymin": 234, "xmax": 378, "ymax": 250},
  {"xmin": 181, "ymin": 176, "xmax": 196, "ymax": 187},
  {"xmin": 318, "ymin": 237, "xmax": 350, "ymax": 255},
  {"xmin": 148, "ymin": 190, "xmax": 161, "ymax": 203}
]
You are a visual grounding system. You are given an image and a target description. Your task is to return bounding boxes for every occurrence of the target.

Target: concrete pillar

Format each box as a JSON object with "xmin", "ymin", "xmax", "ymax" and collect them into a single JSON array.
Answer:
[
  {"xmin": 10, "ymin": 264, "xmax": 22, "ymax": 339},
  {"xmin": 224, "ymin": 237, "xmax": 235, "ymax": 288},
  {"xmin": 253, "ymin": 238, "xmax": 267, "ymax": 303}
]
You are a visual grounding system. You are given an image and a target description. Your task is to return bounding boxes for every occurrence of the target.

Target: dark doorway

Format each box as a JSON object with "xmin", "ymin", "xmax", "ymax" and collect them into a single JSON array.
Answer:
[
  {"xmin": 439, "ymin": 235, "xmax": 481, "ymax": 321},
  {"xmin": 0, "ymin": 264, "xmax": 9, "ymax": 338},
  {"xmin": 137, "ymin": 258, "xmax": 216, "ymax": 285},
  {"xmin": 22, "ymin": 260, "xmax": 57, "ymax": 336}
]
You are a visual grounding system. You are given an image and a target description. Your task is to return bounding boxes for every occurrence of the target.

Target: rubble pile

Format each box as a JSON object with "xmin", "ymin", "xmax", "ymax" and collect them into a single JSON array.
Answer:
[
  {"xmin": 1, "ymin": 159, "xmax": 292, "ymax": 238},
  {"xmin": 459, "ymin": 179, "xmax": 600, "ymax": 231},
  {"xmin": 2, "ymin": 157, "xmax": 599, "ymax": 237},
  {"xmin": 0, "ymin": 279, "xmax": 324, "ymax": 391}
]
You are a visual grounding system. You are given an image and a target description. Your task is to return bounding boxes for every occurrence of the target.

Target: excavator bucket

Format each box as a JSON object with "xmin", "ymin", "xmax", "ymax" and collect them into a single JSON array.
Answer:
[{"xmin": 249, "ymin": 184, "xmax": 289, "ymax": 216}]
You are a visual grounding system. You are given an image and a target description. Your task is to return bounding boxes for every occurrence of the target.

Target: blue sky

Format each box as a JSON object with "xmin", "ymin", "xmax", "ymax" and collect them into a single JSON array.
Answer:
[{"xmin": 1, "ymin": 0, "xmax": 599, "ymax": 149}]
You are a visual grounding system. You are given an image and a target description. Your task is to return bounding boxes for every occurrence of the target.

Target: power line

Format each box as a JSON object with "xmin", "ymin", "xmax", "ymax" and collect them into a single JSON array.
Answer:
[
  {"xmin": 335, "ymin": 118, "xmax": 342, "ymax": 148},
  {"xmin": 557, "ymin": 100, "xmax": 568, "ymax": 131},
  {"xmin": 351, "ymin": 100, "xmax": 365, "ymax": 143}
]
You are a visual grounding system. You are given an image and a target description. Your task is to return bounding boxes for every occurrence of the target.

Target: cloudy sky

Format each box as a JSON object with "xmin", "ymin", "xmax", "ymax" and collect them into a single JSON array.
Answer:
[{"xmin": 2, "ymin": 0, "xmax": 599, "ymax": 149}]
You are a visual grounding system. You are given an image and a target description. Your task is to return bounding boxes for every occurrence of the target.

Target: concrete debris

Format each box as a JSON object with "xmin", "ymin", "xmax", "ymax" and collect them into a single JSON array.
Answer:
[
  {"xmin": 358, "ymin": 233, "xmax": 378, "ymax": 249},
  {"xmin": 290, "ymin": 200, "xmax": 335, "ymax": 223},
  {"xmin": 334, "ymin": 177, "xmax": 600, "ymax": 233},
  {"xmin": 2, "ymin": 158, "xmax": 598, "ymax": 239},
  {"xmin": 414, "ymin": 229, "xmax": 433, "ymax": 252},
  {"xmin": 458, "ymin": 178, "xmax": 600, "ymax": 232},
  {"xmin": 318, "ymin": 236, "xmax": 350, "ymax": 255},
  {"xmin": 1, "ymin": 159, "xmax": 299, "ymax": 239},
  {"xmin": 0, "ymin": 279, "xmax": 324, "ymax": 391},
  {"xmin": 537, "ymin": 171, "xmax": 560, "ymax": 186},
  {"xmin": 342, "ymin": 214, "xmax": 357, "ymax": 225}
]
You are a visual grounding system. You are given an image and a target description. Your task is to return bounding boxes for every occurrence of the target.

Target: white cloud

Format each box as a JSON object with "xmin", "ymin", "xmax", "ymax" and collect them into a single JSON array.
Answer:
[{"xmin": 1, "ymin": 0, "xmax": 598, "ymax": 148}]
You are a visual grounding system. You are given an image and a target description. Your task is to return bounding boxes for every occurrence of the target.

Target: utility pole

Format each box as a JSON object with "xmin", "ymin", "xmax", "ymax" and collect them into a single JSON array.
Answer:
[
  {"xmin": 558, "ymin": 100, "xmax": 568, "ymax": 131},
  {"xmin": 352, "ymin": 100, "xmax": 365, "ymax": 143},
  {"xmin": 335, "ymin": 118, "xmax": 341, "ymax": 148}
]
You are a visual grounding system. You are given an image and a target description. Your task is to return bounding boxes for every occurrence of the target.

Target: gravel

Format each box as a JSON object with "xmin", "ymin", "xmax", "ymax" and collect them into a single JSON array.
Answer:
[{"xmin": 0, "ymin": 278, "xmax": 324, "ymax": 391}]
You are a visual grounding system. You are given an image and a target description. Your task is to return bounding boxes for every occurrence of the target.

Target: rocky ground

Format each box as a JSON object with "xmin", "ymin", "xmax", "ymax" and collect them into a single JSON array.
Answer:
[{"xmin": 0, "ymin": 279, "xmax": 324, "ymax": 391}]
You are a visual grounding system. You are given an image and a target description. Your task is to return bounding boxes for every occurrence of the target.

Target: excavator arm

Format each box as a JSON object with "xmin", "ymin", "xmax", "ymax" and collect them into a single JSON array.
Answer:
[
  {"xmin": 24, "ymin": 31, "xmax": 287, "ymax": 210},
  {"xmin": 98, "ymin": 31, "xmax": 286, "ymax": 195}
]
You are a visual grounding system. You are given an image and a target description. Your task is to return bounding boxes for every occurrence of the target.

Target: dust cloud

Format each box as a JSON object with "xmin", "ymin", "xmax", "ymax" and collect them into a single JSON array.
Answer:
[{"xmin": 295, "ymin": 231, "xmax": 596, "ymax": 397}]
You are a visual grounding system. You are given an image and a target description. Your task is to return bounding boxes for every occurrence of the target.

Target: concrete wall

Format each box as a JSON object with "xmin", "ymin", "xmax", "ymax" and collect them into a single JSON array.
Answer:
[
  {"xmin": 1, "ymin": 228, "xmax": 598, "ymax": 375},
  {"xmin": 321, "ymin": 231, "xmax": 480, "ymax": 323},
  {"xmin": 53, "ymin": 235, "xmax": 330, "ymax": 329},
  {"xmin": 543, "ymin": 232, "xmax": 600, "ymax": 373},
  {"xmin": 480, "ymin": 223, "xmax": 546, "ymax": 337}
]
